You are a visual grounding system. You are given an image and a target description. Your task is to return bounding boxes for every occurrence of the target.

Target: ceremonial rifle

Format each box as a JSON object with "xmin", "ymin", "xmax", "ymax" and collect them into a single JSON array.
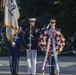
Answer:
[{"xmin": 28, "ymin": 25, "xmax": 32, "ymax": 51}]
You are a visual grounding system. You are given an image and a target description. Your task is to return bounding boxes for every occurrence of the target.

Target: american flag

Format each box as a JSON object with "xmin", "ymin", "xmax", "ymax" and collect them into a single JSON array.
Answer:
[
  {"xmin": 4, "ymin": 0, "xmax": 20, "ymax": 41},
  {"xmin": 0, "ymin": 0, "xmax": 4, "ymax": 7}
]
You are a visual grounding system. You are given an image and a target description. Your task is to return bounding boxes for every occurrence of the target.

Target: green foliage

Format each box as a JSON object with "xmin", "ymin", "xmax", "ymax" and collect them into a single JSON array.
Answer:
[
  {"xmin": 17, "ymin": 0, "xmax": 76, "ymax": 36},
  {"xmin": 0, "ymin": 0, "xmax": 76, "ymax": 56},
  {"xmin": 17, "ymin": 0, "xmax": 76, "ymax": 56}
]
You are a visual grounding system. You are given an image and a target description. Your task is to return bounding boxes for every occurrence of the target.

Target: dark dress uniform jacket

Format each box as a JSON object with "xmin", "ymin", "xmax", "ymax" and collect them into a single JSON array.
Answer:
[
  {"xmin": 24, "ymin": 26, "xmax": 40, "ymax": 50},
  {"xmin": 8, "ymin": 31, "xmax": 23, "ymax": 59},
  {"xmin": 73, "ymin": 34, "xmax": 76, "ymax": 49}
]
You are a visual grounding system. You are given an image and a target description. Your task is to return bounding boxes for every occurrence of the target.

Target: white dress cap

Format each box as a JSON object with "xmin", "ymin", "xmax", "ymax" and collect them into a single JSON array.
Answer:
[{"xmin": 28, "ymin": 18, "xmax": 36, "ymax": 22}]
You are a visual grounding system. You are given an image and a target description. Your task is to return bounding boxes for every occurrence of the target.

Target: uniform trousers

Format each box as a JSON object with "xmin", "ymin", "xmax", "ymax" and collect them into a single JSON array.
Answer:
[
  {"xmin": 9, "ymin": 55, "xmax": 19, "ymax": 75},
  {"xmin": 0, "ymin": 41, "xmax": 1, "ymax": 51},
  {"xmin": 48, "ymin": 55, "xmax": 60, "ymax": 75},
  {"xmin": 48, "ymin": 55, "xmax": 55, "ymax": 74},
  {"xmin": 27, "ymin": 49, "xmax": 37, "ymax": 74}
]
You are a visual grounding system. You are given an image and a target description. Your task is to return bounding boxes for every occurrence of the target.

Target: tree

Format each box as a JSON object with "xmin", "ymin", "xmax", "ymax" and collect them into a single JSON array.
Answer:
[
  {"xmin": 17, "ymin": 0, "xmax": 76, "ymax": 36},
  {"xmin": 0, "ymin": 0, "xmax": 76, "ymax": 55}
]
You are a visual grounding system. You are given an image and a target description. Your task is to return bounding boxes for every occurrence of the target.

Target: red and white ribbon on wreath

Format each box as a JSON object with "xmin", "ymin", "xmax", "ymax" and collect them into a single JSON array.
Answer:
[{"xmin": 39, "ymin": 30, "xmax": 65, "ymax": 53}]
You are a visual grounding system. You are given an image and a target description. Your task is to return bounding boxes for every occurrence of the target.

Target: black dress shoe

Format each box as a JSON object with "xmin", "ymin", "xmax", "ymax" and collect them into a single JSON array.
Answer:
[
  {"xmin": 12, "ymin": 72, "xmax": 16, "ymax": 75},
  {"xmin": 15, "ymin": 73, "xmax": 18, "ymax": 75},
  {"xmin": 12, "ymin": 70, "xmax": 17, "ymax": 75},
  {"xmin": 50, "ymin": 73, "xmax": 56, "ymax": 75}
]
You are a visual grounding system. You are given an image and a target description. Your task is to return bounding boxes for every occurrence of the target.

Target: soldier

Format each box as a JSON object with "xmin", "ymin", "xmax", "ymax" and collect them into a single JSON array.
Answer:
[
  {"xmin": 0, "ymin": 26, "xmax": 4, "ymax": 52},
  {"xmin": 48, "ymin": 19, "xmax": 59, "ymax": 75},
  {"xmin": 71, "ymin": 33, "xmax": 76, "ymax": 54},
  {"xmin": 25, "ymin": 18, "xmax": 40, "ymax": 75},
  {"xmin": 39, "ymin": 18, "xmax": 65, "ymax": 75},
  {"xmin": 47, "ymin": 19, "xmax": 65, "ymax": 75},
  {"xmin": 73, "ymin": 33, "xmax": 76, "ymax": 54},
  {"xmin": 8, "ymin": 27, "xmax": 24, "ymax": 75}
]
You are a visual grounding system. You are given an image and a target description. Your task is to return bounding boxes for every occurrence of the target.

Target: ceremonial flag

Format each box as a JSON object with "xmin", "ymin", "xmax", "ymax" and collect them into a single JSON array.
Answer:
[
  {"xmin": 4, "ymin": 0, "xmax": 20, "ymax": 41},
  {"xmin": 0, "ymin": 0, "xmax": 4, "ymax": 7}
]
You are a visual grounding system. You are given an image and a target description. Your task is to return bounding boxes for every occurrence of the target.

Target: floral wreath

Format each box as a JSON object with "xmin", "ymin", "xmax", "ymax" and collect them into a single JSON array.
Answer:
[{"xmin": 39, "ymin": 30, "xmax": 65, "ymax": 53}]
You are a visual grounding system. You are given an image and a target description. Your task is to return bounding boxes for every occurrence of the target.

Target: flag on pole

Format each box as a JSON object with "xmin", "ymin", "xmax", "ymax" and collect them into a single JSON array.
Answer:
[
  {"xmin": 0, "ymin": 0, "xmax": 6, "ymax": 7},
  {"xmin": 0, "ymin": 0, "xmax": 4, "ymax": 7},
  {"xmin": 4, "ymin": 0, "xmax": 20, "ymax": 41}
]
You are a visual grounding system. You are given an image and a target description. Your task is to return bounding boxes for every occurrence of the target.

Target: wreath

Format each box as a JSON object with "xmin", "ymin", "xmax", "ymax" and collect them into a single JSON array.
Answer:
[{"xmin": 38, "ymin": 30, "xmax": 65, "ymax": 53}]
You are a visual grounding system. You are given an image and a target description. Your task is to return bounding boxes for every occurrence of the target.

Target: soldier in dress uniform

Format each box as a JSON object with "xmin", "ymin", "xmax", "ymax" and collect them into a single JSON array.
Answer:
[
  {"xmin": 73, "ymin": 33, "xmax": 76, "ymax": 54},
  {"xmin": 8, "ymin": 27, "xmax": 24, "ymax": 75},
  {"xmin": 24, "ymin": 18, "xmax": 40, "ymax": 75},
  {"xmin": 48, "ymin": 18, "xmax": 65, "ymax": 75},
  {"xmin": 39, "ymin": 18, "xmax": 65, "ymax": 75},
  {"xmin": 0, "ymin": 26, "xmax": 4, "ymax": 52},
  {"xmin": 48, "ymin": 19, "xmax": 59, "ymax": 75},
  {"xmin": 71, "ymin": 33, "xmax": 76, "ymax": 54}
]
